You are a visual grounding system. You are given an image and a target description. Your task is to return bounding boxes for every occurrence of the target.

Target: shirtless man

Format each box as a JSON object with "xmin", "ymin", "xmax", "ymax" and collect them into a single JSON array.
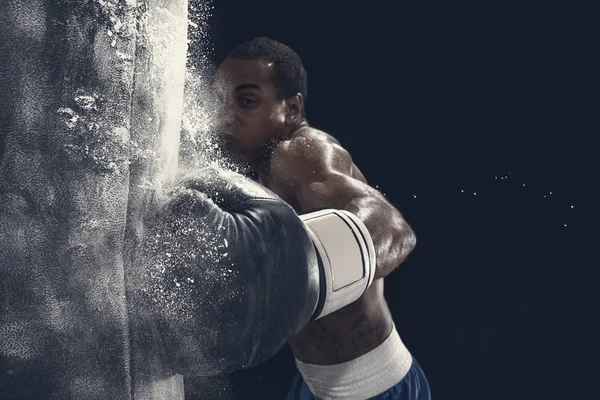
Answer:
[{"xmin": 212, "ymin": 37, "xmax": 431, "ymax": 400}]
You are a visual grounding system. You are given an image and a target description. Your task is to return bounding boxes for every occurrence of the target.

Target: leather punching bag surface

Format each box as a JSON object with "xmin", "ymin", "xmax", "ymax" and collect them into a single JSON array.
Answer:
[{"xmin": 0, "ymin": 0, "xmax": 188, "ymax": 398}]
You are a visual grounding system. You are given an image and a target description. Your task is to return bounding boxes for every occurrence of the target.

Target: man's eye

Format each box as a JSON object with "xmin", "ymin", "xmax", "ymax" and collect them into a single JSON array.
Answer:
[{"xmin": 240, "ymin": 97, "xmax": 257, "ymax": 107}]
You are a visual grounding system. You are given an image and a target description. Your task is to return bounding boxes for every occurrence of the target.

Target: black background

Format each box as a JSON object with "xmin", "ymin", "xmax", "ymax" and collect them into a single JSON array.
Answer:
[{"xmin": 187, "ymin": 1, "xmax": 600, "ymax": 399}]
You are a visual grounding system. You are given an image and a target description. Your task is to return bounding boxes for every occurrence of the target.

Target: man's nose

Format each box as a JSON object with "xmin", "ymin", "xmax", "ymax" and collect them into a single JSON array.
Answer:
[{"xmin": 214, "ymin": 99, "xmax": 235, "ymax": 131}]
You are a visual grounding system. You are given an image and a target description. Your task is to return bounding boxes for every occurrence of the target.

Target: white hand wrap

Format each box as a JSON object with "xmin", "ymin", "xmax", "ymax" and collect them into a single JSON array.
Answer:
[{"xmin": 300, "ymin": 209, "xmax": 376, "ymax": 320}]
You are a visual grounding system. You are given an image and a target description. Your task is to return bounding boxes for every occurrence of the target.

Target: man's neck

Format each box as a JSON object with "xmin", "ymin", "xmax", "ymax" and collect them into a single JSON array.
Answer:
[{"xmin": 289, "ymin": 120, "xmax": 309, "ymax": 138}]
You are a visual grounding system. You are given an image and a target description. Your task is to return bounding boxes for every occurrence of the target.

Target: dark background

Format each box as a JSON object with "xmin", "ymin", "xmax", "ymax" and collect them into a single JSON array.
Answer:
[{"xmin": 187, "ymin": 1, "xmax": 600, "ymax": 399}]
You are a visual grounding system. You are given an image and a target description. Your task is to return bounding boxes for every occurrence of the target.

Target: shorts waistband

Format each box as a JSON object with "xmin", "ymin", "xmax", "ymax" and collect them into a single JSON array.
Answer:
[{"xmin": 294, "ymin": 324, "xmax": 412, "ymax": 400}]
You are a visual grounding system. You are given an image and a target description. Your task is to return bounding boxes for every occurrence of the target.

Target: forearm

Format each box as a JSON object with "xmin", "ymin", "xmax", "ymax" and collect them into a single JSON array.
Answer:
[
  {"xmin": 345, "ymin": 195, "xmax": 416, "ymax": 279},
  {"xmin": 296, "ymin": 172, "xmax": 416, "ymax": 279}
]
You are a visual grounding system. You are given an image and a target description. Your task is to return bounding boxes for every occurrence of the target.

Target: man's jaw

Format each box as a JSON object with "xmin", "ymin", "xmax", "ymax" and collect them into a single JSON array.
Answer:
[
  {"xmin": 220, "ymin": 142, "xmax": 255, "ymax": 176},
  {"xmin": 217, "ymin": 133, "xmax": 273, "ymax": 178}
]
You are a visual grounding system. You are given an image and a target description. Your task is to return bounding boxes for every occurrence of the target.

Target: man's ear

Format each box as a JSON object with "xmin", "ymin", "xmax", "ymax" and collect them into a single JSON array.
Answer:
[{"xmin": 284, "ymin": 93, "xmax": 304, "ymax": 125}]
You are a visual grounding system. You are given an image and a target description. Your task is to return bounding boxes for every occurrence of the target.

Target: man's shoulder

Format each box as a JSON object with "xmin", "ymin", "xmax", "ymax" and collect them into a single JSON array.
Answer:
[
  {"xmin": 272, "ymin": 126, "xmax": 353, "ymax": 180},
  {"xmin": 277, "ymin": 127, "xmax": 344, "ymax": 160},
  {"xmin": 291, "ymin": 126, "xmax": 342, "ymax": 146},
  {"xmin": 285, "ymin": 126, "xmax": 366, "ymax": 182},
  {"xmin": 276, "ymin": 127, "xmax": 341, "ymax": 162},
  {"xmin": 270, "ymin": 127, "xmax": 339, "ymax": 172}
]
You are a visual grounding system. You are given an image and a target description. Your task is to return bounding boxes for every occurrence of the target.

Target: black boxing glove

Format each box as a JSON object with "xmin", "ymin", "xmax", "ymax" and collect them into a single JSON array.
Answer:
[
  {"xmin": 132, "ymin": 167, "xmax": 376, "ymax": 377},
  {"xmin": 132, "ymin": 167, "xmax": 319, "ymax": 376}
]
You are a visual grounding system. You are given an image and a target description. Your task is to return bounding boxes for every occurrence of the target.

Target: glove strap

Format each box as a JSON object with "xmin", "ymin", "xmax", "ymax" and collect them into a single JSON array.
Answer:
[{"xmin": 300, "ymin": 209, "xmax": 376, "ymax": 320}]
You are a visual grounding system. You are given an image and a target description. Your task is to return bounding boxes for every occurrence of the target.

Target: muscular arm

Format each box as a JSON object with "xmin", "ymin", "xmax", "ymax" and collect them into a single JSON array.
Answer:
[{"xmin": 269, "ymin": 134, "xmax": 416, "ymax": 279}]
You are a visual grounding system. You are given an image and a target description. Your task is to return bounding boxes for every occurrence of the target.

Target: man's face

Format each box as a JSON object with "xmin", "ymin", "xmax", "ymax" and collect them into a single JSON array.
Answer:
[{"xmin": 213, "ymin": 58, "xmax": 287, "ymax": 165}]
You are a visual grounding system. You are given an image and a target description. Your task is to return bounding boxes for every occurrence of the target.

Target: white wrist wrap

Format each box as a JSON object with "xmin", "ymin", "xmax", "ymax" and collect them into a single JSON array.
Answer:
[{"xmin": 300, "ymin": 209, "xmax": 376, "ymax": 320}]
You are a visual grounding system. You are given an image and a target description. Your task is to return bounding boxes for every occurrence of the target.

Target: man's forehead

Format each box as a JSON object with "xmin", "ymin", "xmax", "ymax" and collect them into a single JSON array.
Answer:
[{"xmin": 215, "ymin": 58, "xmax": 275, "ymax": 89}]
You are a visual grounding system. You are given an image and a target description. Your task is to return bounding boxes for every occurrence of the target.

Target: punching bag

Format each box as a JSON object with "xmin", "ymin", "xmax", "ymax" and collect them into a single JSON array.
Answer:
[{"xmin": 0, "ymin": 0, "xmax": 188, "ymax": 398}]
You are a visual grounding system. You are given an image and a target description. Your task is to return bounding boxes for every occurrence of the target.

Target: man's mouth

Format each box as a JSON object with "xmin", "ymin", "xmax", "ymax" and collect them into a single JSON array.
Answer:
[
  {"xmin": 222, "ymin": 135, "xmax": 237, "ymax": 144},
  {"xmin": 219, "ymin": 130, "xmax": 237, "ymax": 142},
  {"xmin": 221, "ymin": 134, "xmax": 244, "ymax": 154}
]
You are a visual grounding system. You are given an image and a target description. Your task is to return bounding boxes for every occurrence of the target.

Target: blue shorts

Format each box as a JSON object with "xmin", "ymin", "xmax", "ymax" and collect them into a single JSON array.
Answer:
[{"xmin": 286, "ymin": 357, "xmax": 431, "ymax": 400}]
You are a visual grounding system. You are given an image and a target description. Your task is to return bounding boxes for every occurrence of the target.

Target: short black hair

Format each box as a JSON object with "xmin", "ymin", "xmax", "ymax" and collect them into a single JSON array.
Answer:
[{"xmin": 226, "ymin": 37, "xmax": 308, "ymax": 102}]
